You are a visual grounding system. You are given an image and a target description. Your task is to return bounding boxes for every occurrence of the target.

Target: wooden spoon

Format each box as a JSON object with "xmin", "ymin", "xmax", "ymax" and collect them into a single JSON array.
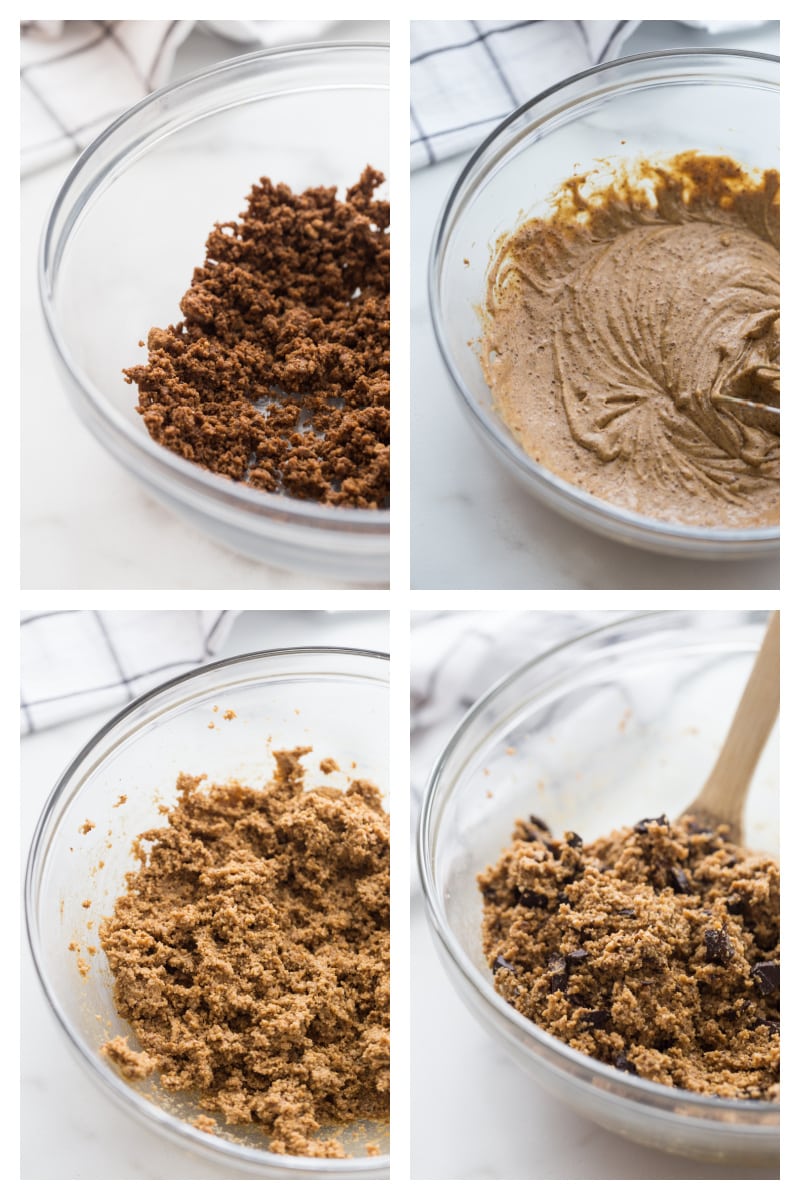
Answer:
[{"xmin": 680, "ymin": 611, "xmax": 779, "ymax": 845}]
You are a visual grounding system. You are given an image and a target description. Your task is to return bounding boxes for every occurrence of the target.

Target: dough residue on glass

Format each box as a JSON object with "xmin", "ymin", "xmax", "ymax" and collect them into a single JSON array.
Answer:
[
  {"xmin": 479, "ymin": 813, "xmax": 779, "ymax": 1099},
  {"xmin": 481, "ymin": 153, "xmax": 779, "ymax": 528},
  {"xmin": 99, "ymin": 747, "xmax": 389, "ymax": 1158}
]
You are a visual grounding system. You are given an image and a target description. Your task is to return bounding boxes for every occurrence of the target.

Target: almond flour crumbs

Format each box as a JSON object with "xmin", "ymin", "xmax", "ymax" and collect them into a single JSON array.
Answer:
[
  {"xmin": 124, "ymin": 168, "xmax": 389, "ymax": 509},
  {"xmin": 100, "ymin": 747, "xmax": 389, "ymax": 1158},
  {"xmin": 480, "ymin": 814, "xmax": 779, "ymax": 1099},
  {"xmin": 79, "ymin": 820, "xmax": 95, "ymax": 835}
]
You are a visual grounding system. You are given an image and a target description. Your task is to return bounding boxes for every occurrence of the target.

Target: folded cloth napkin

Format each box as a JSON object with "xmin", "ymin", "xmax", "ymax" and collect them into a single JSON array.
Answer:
[
  {"xmin": 20, "ymin": 19, "xmax": 340, "ymax": 175},
  {"xmin": 410, "ymin": 18, "xmax": 769, "ymax": 170},
  {"xmin": 20, "ymin": 610, "xmax": 237, "ymax": 733},
  {"xmin": 411, "ymin": 19, "xmax": 638, "ymax": 170}
]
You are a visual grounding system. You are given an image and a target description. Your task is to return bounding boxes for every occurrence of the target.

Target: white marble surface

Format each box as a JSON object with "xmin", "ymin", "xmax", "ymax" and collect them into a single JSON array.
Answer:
[
  {"xmin": 21, "ymin": 609, "xmax": 388, "ymax": 1180},
  {"xmin": 21, "ymin": 23, "xmax": 387, "ymax": 590},
  {"xmin": 411, "ymin": 20, "xmax": 780, "ymax": 590}
]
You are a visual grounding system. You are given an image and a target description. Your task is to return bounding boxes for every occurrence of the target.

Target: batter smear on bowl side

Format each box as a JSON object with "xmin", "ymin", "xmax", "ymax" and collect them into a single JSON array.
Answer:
[
  {"xmin": 481, "ymin": 153, "xmax": 779, "ymax": 528},
  {"xmin": 124, "ymin": 168, "xmax": 389, "ymax": 508},
  {"xmin": 479, "ymin": 814, "xmax": 779, "ymax": 1099},
  {"xmin": 99, "ymin": 748, "xmax": 389, "ymax": 1158}
]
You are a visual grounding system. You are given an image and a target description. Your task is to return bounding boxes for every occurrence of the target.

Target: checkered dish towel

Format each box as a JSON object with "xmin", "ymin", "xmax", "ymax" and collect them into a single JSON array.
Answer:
[
  {"xmin": 410, "ymin": 18, "xmax": 768, "ymax": 169},
  {"xmin": 20, "ymin": 19, "xmax": 340, "ymax": 175},
  {"xmin": 20, "ymin": 610, "xmax": 237, "ymax": 733}
]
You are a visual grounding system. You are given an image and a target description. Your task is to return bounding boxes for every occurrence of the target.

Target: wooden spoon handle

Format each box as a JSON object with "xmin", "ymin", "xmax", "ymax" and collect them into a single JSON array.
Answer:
[{"xmin": 684, "ymin": 612, "xmax": 779, "ymax": 840}]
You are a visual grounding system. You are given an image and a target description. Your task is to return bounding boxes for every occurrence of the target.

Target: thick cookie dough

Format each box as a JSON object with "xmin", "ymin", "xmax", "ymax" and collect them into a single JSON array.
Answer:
[
  {"xmin": 479, "ymin": 814, "xmax": 779, "ymax": 1099},
  {"xmin": 481, "ymin": 153, "xmax": 779, "ymax": 528},
  {"xmin": 100, "ymin": 748, "xmax": 389, "ymax": 1158},
  {"xmin": 125, "ymin": 168, "xmax": 389, "ymax": 509}
]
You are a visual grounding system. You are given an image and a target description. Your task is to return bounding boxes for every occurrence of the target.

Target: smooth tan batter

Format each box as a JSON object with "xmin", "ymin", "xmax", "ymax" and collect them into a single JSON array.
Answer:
[
  {"xmin": 480, "ymin": 814, "xmax": 779, "ymax": 1099},
  {"xmin": 481, "ymin": 153, "xmax": 779, "ymax": 527},
  {"xmin": 99, "ymin": 748, "xmax": 389, "ymax": 1158}
]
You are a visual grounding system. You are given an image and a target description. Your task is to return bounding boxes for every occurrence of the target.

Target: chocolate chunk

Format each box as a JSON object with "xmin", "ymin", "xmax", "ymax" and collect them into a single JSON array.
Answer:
[
  {"xmin": 555, "ymin": 891, "xmax": 569, "ymax": 907},
  {"xmin": 615, "ymin": 1053, "xmax": 638, "ymax": 1075},
  {"xmin": 633, "ymin": 815, "xmax": 669, "ymax": 835},
  {"xmin": 704, "ymin": 926, "xmax": 734, "ymax": 965},
  {"xmin": 726, "ymin": 893, "xmax": 748, "ymax": 916},
  {"xmin": 669, "ymin": 865, "xmax": 691, "ymax": 894},
  {"xmin": 492, "ymin": 954, "xmax": 517, "ymax": 974},
  {"xmin": 615, "ymin": 908, "xmax": 636, "ymax": 918},
  {"xmin": 566, "ymin": 948, "xmax": 589, "ymax": 964},
  {"xmin": 518, "ymin": 889, "xmax": 549, "ymax": 910},
  {"xmin": 751, "ymin": 961, "xmax": 779, "ymax": 996},
  {"xmin": 565, "ymin": 831, "xmax": 583, "ymax": 849},
  {"xmin": 754, "ymin": 1018, "xmax": 780, "ymax": 1036},
  {"xmin": 528, "ymin": 814, "xmax": 552, "ymax": 835},
  {"xmin": 547, "ymin": 954, "xmax": 567, "ymax": 993},
  {"xmin": 581, "ymin": 1009, "xmax": 611, "ymax": 1029}
]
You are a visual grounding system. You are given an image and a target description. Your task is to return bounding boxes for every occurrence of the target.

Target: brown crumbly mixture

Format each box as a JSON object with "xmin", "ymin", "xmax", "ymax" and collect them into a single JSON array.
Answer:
[
  {"xmin": 479, "ymin": 814, "xmax": 779, "ymax": 1099},
  {"xmin": 124, "ymin": 168, "xmax": 389, "ymax": 508},
  {"xmin": 101, "ymin": 1035, "xmax": 155, "ymax": 1081},
  {"xmin": 100, "ymin": 747, "xmax": 389, "ymax": 1158}
]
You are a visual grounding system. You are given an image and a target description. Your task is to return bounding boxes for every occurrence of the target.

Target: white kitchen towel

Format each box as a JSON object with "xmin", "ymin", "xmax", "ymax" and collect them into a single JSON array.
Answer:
[
  {"xmin": 20, "ymin": 19, "xmax": 340, "ymax": 175},
  {"xmin": 20, "ymin": 610, "xmax": 238, "ymax": 733},
  {"xmin": 410, "ymin": 610, "xmax": 631, "ymax": 823},
  {"xmin": 411, "ymin": 19, "xmax": 637, "ymax": 170},
  {"xmin": 410, "ymin": 18, "xmax": 769, "ymax": 170}
]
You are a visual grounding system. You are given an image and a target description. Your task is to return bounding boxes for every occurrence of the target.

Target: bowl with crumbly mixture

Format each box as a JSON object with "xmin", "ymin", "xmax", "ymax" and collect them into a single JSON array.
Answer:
[
  {"xmin": 26, "ymin": 649, "xmax": 389, "ymax": 1178},
  {"xmin": 40, "ymin": 43, "xmax": 389, "ymax": 583},
  {"xmin": 419, "ymin": 611, "xmax": 778, "ymax": 1164},
  {"xmin": 430, "ymin": 50, "xmax": 778, "ymax": 560}
]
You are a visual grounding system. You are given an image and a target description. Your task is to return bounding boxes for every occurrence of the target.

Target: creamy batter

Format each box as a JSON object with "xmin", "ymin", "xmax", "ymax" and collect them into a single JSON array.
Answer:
[{"xmin": 481, "ymin": 153, "xmax": 779, "ymax": 527}]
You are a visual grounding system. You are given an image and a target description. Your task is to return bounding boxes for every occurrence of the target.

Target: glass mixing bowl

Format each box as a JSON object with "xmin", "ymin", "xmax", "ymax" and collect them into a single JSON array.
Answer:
[
  {"xmin": 419, "ymin": 611, "xmax": 778, "ymax": 1165},
  {"xmin": 26, "ymin": 648, "xmax": 390, "ymax": 1179},
  {"xmin": 429, "ymin": 50, "xmax": 779, "ymax": 560},
  {"xmin": 40, "ymin": 43, "xmax": 389, "ymax": 584}
]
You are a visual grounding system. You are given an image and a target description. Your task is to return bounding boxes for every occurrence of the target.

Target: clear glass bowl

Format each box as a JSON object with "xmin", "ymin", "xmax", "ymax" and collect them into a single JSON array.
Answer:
[
  {"xmin": 40, "ymin": 44, "xmax": 389, "ymax": 584},
  {"xmin": 419, "ymin": 611, "xmax": 778, "ymax": 1165},
  {"xmin": 25, "ymin": 648, "xmax": 390, "ymax": 1179},
  {"xmin": 429, "ymin": 50, "xmax": 779, "ymax": 560}
]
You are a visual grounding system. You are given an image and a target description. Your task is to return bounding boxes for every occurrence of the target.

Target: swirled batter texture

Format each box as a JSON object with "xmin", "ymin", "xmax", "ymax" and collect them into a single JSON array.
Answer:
[
  {"xmin": 482, "ymin": 154, "xmax": 779, "ymax": 527},
  {"xmin": 479, "ymin": 814, "xmax": 779, "ymax": 1099}
]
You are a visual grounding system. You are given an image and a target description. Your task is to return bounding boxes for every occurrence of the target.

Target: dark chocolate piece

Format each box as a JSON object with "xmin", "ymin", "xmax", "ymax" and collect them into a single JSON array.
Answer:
[
  {"xmin": 704, "ymin": 925, "xmax": 734, "ymax": 965},
  {"xmin": 751, "ymin": 961, "xmax": 779, "ymax": 995}
]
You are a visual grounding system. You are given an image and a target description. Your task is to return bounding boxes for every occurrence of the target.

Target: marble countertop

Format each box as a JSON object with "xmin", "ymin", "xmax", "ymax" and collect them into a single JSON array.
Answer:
[
  {"xmin": 21, "ymin": 610, "xmax": 388, "ymax": 1179},
  {"xmin": 21, "ymin": 23, "xmax": 387, "ymax": 590},
  {"xmin": 411, "ymin": 20, "xmax": 780, "ymax": 590}
]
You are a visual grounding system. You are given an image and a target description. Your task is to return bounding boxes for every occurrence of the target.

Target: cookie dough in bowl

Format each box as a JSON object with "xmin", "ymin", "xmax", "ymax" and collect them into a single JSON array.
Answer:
[
  {"xmin": 25, "ymin": 649, "xmax": 390, "ymax": 1179},
  {"xmin": 429, "ymin": 49, "xmax": 779, "ymax": 558},
  {"xmin": 419, "ymin": 611, "xmax": 778, "ymax": 1164}
]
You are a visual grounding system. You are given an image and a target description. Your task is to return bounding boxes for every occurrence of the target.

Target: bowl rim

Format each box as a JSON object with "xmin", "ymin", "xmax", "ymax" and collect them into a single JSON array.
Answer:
[
  {"xmin": 39, "ymin": 40, "xmax": 390, "ymax": 537},
  {"xmin": 418, "ymin": 610, "xmax": 780, "ymax": 1122},
  {"xmin": 25, "ymin": 645, "xmax": 390, "ymax": 1175},
  {"xmin": 428, "ymin": 47, "xmax": 780, "ymax": 552}
]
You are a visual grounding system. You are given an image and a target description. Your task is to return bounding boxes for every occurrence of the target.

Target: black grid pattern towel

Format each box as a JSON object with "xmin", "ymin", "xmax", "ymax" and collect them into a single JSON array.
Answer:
[
  {"xmin": 410, "ymin": 19, "xmax": 638, "ymax": 170},
  {"xmin": 20, "ymin": 19, "xmax": 337, "ymax": 175},
  {"xmin": 21, "ymin": 611, "xmax": 237, "ymax": 733}
]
